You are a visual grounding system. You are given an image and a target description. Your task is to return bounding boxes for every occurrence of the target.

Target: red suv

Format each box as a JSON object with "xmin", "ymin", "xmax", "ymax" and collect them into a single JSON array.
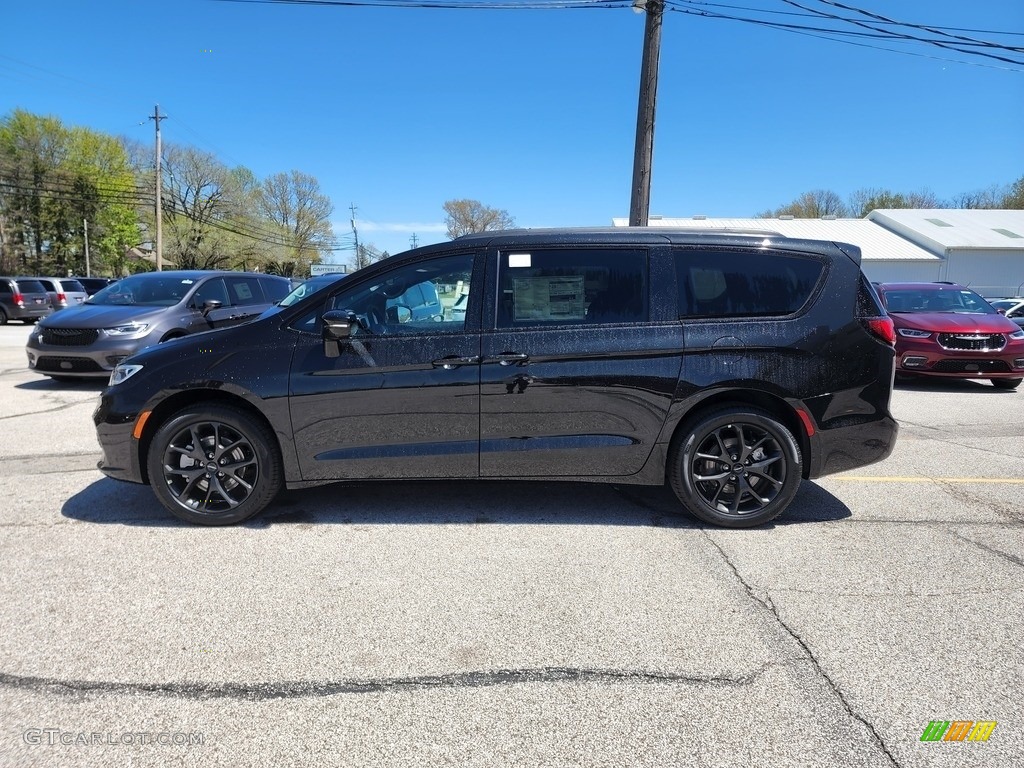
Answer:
[{"xmin": 876, "ymin": 282, "xmax": 1024, "ymax": 390}]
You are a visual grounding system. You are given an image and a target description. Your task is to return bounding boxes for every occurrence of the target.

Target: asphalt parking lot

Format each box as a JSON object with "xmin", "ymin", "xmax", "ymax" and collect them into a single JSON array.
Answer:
[{"xmin": 0, "ymin": 321, "xmax": 1020, "ymax": 768}]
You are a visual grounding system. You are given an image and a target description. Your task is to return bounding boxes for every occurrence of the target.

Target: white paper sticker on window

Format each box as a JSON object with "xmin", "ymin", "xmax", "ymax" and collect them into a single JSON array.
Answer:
[{"xmin": 508, "ymin": 253, "xmax": 531, "ymax": 268}]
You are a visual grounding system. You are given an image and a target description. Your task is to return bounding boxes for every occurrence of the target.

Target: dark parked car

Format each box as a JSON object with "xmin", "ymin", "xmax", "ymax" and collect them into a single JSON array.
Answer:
[
  {"xmin": 72, "ymin": 276, "xmax": 118, "ymax": 296},
  {"xmin": 876, "ymin": 282, "xmax": 1024, "ymax": 389},
  {"xmin": 0, "ymin": 276, "xmax": 52, "ymax": 324},
  {"xmin": 26, "ymin": 270, "xmax": 290, "ymax": 382},
  {"xmin": 94, "ymin": 228, "xmax": 898, "ymax": 528},
  {"xmin": 35, "ymin": 277, "xmax": 89, "ymax": 312}
]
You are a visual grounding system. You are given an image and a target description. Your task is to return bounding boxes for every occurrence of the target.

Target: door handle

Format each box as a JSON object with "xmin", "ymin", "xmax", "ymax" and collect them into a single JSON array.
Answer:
[
  {"xmin": 490, "ymin": 353, "xmax": 529, "ymax": 366},
  {"xmin": 432, "ymin": 355, "xmax": 481, "ymax": 370}
]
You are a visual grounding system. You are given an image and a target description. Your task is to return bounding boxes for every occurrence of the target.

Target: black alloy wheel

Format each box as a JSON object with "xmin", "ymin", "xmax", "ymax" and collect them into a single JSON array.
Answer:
[
  {"xmin": 147, "ymin": 404, "xmax": 282, "ymax": 525},
  {"xmin": 669, "ymin": 406, "xmax": 802, "ymax": 528}
]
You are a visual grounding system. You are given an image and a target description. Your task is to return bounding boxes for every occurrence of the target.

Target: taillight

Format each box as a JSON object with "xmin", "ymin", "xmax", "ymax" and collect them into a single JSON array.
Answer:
[
  {"xmin": 13, "ymin": 292, "xmax": 24, "ymax": 306},
  {"xmin": 862, "ymin": 317, "xmax": 895, "ymax": 345},
  {"xmin": 56, "ymin": 292, "xmax": 66, "ymax": 303}
]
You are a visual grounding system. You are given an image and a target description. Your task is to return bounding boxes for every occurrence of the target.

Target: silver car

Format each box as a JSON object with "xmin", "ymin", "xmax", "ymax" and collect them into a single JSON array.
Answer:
[
  {"xmin": 26, "ymin": 270, "xmax": 291, "ymax": 382},
  {"xmin": 36, "ymin": 277, "xmax": 89, "ymax": 312}
]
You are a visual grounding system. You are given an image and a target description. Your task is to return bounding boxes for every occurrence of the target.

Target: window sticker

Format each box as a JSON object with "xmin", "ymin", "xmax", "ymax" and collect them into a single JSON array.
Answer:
[
  {"xmin": 508, "ymin": 253, "xmax": 532, "ymax": 268},
  {"xmin": 513, "ymin": 276, "xmax": 586, "ymax": 321},
  {"xmin": 234, "ymin": 283, "xmax": 254, "ymax": 301}
]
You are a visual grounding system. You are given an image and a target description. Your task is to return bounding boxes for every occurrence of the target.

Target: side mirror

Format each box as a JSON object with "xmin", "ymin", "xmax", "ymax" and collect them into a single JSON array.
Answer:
[
  {"xmin": 201, "ymin": 299, "xmax": 223, "ymax": 317},
  {"xmin": 996, "ymin": 308, "xmax": 1006, "ymax": 315},
  {"xmin": 322, "ymin": 309, "xmax": 358, "ymax": 358}
]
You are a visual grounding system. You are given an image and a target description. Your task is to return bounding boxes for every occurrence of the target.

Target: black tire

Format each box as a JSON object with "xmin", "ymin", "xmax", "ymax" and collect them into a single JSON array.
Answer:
[
  {"xmin": 668, "ymin": 406, "xmax": 802, "ymax": 528},
  {"xmin": 0, "ymin": 308, "xmax": 7, "ymax": 325},
  {"xmin": 22, "ymin": 318, "xmax": 38, "ymax": 324},
  {"xmin": 146, "ymin": 404, "xmax": 283, "ymax": 525},
  {"xmin": 991, "ymin": 378, "xmax": 1022, "ymax": 390}
]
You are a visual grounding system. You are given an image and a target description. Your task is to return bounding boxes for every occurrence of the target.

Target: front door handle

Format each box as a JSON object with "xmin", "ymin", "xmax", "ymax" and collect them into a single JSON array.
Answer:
[
  {"xmin": 432, "ymin": 355, "xmax": 481, "ymax": 370},
  {"xmin": 489, "ymin": 353, "xmax": 529, "ymax": 366}
]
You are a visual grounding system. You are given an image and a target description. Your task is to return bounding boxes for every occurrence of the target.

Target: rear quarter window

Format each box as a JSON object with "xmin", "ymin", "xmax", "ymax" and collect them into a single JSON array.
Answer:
[{"xmin": 675, "ymin": 249, "xmax": 824, "ymax": 318}]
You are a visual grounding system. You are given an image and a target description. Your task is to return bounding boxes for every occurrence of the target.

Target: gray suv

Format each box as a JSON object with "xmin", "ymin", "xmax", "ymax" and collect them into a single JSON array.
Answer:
[
  {"xmin": 26, "ymin": 270, "xmax": 290, "ymax": 381},
  {"xmin": 0, "ymin": 276, "xmax": 52, "ymax": 324}
]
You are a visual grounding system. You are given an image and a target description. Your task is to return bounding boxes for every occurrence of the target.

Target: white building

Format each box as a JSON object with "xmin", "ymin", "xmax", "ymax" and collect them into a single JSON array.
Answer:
[{"xmin": 612, "ymin": 210, "xmax": 1024, "ymax": 297}]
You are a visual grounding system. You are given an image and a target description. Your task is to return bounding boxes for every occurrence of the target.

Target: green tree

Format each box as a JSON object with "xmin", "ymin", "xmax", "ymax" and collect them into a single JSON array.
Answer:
[
  {"xmin": 443, "ymin": 199, "xmax": 515, "ymax": 239},
  {"xmin": 0, "ymin": 109, "xmax": 139, "ymax": 276},
  {"xmin": 1001, "ymin": 176, "xmax": 1024, "ymax": 209}
]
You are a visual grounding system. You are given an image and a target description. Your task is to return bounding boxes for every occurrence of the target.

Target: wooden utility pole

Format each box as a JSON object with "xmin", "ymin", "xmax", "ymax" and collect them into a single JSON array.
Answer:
[
  {"xmin": 83, "ymin": 219, "xmax": 91, "ymax": 277},
  {"xmin": 149, "ymin": 105, "xmax": 166, "ymax": 270},
  {"xmin": 629, "ymin": 0, "xmax": 664, "ymax": 227}
]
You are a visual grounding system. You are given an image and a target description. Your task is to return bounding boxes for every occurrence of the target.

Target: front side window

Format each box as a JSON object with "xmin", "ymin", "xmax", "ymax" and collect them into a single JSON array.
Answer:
[
  {"xmin": 496, "ymin": 248, "xmax": 648, "ymax": 328},
  {"xmin": 676, "ymin": 249, "xmax": 824, "ymax": 319},
  {"xmin": 291, "ymin": 254, "xmax": 475, "ymax": 335}
]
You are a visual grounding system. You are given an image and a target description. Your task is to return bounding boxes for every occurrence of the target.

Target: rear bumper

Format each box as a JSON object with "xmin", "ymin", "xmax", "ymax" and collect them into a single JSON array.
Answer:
[{"xmin": 807, "ymin": 414, "xmax": 899, "ymax": 479}]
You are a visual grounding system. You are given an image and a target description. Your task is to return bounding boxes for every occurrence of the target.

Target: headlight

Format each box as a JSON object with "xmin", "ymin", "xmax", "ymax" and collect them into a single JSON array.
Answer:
[
  {"xmin": 109, "ymin": 363, "xmax": 143, "ymax": 386},
  {"xmin": 104, "ymin": 323, "xmax": 149, "ymax": 337},
  {"xmin": 1010, "ymin": 329, "xmax": 1024, "ymax": 340},
  {"xmin": 897, "ymin": 328, "xmax": 931, "ymax": 338}
]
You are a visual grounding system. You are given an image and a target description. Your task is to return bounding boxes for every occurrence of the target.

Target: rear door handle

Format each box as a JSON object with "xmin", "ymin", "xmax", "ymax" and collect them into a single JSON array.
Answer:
[
  {"xmin": 432, "ymin": 355, "xmax": 482, "ymax": 370},
  {"xmin": 489, "ymin": 353, "xmax": 529, "ymax": 366}
]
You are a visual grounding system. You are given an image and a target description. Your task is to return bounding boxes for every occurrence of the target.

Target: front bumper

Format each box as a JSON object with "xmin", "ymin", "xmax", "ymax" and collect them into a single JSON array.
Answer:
[
  {"xmin": 895, "ymin": 338, "xmax": 1024, "ymax": 379},
  {"xmin": 27, "ymin": 333, "xmax": 154, "ymax": 379},
  {"xmin": 94, "ymin": 393, "xmax": 147, "ymax": 484}
]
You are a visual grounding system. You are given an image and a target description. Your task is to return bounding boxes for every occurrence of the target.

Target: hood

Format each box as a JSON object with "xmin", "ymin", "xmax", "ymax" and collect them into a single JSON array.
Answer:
[
  {"xmin": 39, "ymin": 303, "xmax": 175, "ymax": 328},
  {"xmin": 891, "ymin": 312, "xmax": 1019, "ymax": 334}
]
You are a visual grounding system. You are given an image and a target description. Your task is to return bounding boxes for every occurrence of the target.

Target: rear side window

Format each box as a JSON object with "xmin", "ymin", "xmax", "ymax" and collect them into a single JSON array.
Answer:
[
  {"xmin": 226, "ymin": 276, "xmax": 266, "ymax": 307},
  {"xmin": 497, "ymin": 248, "xmax": 647, "ymax": 327},
  {"xmin": 259, "ymin": 277, "xmax": 290, "ymax": 303},
  {"xmin": 857, "ymin": 277, "xmax": 885, "ymax": 317},
  {"xmin": 676, "ymin": 249, "xmax": 824, "ymax": 319}
]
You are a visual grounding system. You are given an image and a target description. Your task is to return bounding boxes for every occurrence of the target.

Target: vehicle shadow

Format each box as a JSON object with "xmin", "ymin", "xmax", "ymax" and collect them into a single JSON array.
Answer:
[
  {"xmin": 61, "ymin": 477, "xmax": 851, "ymax": 529},
  {"xmin": 15, "ymin": 377, "xmax": 107, "ymax": 392},
  {"xmin": 894, "ymin": 377, "xmax": 1016, "ymax": 394}
]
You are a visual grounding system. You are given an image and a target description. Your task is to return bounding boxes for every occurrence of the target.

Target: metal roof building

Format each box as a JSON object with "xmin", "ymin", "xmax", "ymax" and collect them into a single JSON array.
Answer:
[{"xmin": 612, "ymin": 211, "xmax": 1024, "ymax": 297}]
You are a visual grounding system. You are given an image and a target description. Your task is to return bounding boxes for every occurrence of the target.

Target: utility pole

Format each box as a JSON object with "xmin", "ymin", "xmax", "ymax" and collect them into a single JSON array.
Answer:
[
  {"xmin": 149, "ymin": 104, "xmax": 167, "ymax": 270},
  {"xmin": 350, "ymin": 203, "xmax": 361, "ymax": 268},
  {"xmin": 410, "ymin": 233, "xmax": 419, "ymax": 249},
  {"xmin": 83, "ymin": 219, "xmax": 91, "ymax": 277},
  {"xmin": 629, "ymin": 0, "xmax": 664, "ymax": 227}
]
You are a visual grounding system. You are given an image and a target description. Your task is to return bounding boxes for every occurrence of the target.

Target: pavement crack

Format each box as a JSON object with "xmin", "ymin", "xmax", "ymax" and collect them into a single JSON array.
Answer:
[
  {"xmin": 0, "ymin": 400, "xmax": 97, "ymax": 421},
  {"xmin": 0, "ymin": 665, "xmax": 778, "ymax": 702},
  {"xmin": 702, "ymin": 532, "xmax": 901, "ymax": 768},
  {"xmin": 946, "ymin": 530, "xmax": 1024, "ymax": 569}
]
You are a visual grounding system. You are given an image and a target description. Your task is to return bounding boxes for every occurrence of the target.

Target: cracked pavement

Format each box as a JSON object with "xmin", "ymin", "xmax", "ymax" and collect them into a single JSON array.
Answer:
[{"xmin": 0, "ymin": 324, "xmax": 1021, "ymax": 767}]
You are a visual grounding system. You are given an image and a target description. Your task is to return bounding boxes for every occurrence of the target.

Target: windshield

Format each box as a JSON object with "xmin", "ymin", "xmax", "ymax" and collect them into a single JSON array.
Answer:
[
  {"xmin": 882, "ymin": 288, "xmax": 996, "ymax": 314},
  {"xmin": 277, "ymin": 274, "xmax": 347, "ymax": 308},
  {"xmin": 87, "ymin": 275, "xmax": 195, "ymax": 306}
]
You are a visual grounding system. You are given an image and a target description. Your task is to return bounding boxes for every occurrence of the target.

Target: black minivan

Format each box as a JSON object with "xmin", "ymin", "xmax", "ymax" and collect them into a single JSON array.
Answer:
[{"xmin": 94, "ymin": 229, "xmax": 898, "ymax": 528}]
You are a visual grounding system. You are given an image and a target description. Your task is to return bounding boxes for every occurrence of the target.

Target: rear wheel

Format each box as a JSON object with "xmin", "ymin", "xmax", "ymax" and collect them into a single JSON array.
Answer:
[
  {"xmin": 0, "ymin": 308, "xmax": 7, "ymax": 325},
  {"xmin": 668, "ymin": 406, "xmax": 802, "ymax": 528},
  {"xmin": 991, "ymin": 378, "xmax": 1022, "ymax": 390},
  {"xmin": 146, "ymin": 404, "xmax": 283, "ymax": 525}
]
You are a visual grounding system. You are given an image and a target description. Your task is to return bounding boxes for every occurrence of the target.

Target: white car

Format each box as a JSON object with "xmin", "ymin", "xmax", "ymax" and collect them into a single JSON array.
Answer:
[{"xmin": 989, "ymin": 297, "xmax": 1024, "ymax": 319}]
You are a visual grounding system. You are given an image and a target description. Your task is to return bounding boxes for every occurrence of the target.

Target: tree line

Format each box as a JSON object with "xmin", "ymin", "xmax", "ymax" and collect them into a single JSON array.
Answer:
[
  {"xmin": 757, "ymin": 180, "xmax": 1024, "ymax": 220},
  {"xmin": 0, "ymin": 109, "xmax": 338, "ymax": 277}
]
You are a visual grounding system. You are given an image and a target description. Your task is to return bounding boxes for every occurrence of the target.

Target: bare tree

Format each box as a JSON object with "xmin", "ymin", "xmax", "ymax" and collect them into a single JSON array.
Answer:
[
  {"xmin": 950, "ymin": 184, "xmax": 1007, "ymax": 210},
  {"xmin": 443, "ymin": 199, "xmax": 515, "ymax": 239},
  {"xmin": 848, "ymin": 187, "xmax": 944, "ymax": 218},
  {"xmin": 161, "ymin": 145, "xmax": 235, "ymax": 270},
  {"xmin": 255, "ymin": 170, "xmax": 334, "ymax": 274},
  {"xmin": 757, "ymin": 189, "xmax": 849, "ymax": 218}
]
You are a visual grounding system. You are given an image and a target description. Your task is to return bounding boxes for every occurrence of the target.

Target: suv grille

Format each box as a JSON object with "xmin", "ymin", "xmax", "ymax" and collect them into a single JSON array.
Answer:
[
  {"xmin": 932, "ymin": 359, "xmax": 1011, "ymax": 374},
  {"xmin": 41, "ymin": 328, "xmax": 99, "ymax": 346},
  {"xmin": 936, "ymin": 332, "xmax": 1005, "ymax": 351}
]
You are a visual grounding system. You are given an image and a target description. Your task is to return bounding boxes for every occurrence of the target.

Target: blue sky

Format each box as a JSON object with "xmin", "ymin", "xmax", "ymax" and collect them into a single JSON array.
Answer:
[{"xmin": 1, "ymin": 0, "xmax": 1022, "ymax": 264}]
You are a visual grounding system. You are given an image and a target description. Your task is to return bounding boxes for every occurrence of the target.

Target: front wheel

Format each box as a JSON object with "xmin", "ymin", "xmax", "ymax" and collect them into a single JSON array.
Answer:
[
  {"xmin": 991, "ymin": 378, "xmax": 1022, "ymax": 390},
  {"xmin": 668, "ymin": 406, "xmax": 802, "ymax": 528},
  {"xmin": 146, "ymin": 404, "xmax": 283, "ymax": 525}
]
